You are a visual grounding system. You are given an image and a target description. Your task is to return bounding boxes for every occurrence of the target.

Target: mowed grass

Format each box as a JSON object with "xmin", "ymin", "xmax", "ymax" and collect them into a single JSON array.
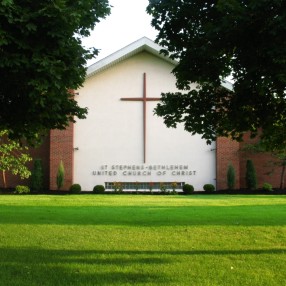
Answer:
[{"xmin": 0, "ymin": 195, "xmax": 285, "ymax": 286}]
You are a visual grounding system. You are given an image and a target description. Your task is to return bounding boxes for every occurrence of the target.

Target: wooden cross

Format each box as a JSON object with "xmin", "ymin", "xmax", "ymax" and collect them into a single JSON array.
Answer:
[{"xmin": 121, "ymin": 73, "xmax": 160, "ymax": 163}]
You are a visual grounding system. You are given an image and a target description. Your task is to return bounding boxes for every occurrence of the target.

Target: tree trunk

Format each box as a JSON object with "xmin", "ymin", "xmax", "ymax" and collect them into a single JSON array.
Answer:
[
  {"xmin": 2, "ymin": 170, "xmax": 7, "ymax": 188},
  {"xmin": 280, "ymin": 162, "xmax": 286, "ymax": 189}
]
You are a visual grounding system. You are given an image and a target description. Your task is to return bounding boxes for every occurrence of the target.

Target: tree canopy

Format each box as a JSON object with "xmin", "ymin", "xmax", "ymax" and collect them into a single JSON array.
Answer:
[
  {"xmin": 147, "ymin": 0, "xmax": 286, "ymax": 144},
  {"xmin": 0, "ymin": 0, "xmax": 110, "ymax": 141},
  {"xmin": 0, "ymin": 130, "xmax": 32, "ymax": 188}
]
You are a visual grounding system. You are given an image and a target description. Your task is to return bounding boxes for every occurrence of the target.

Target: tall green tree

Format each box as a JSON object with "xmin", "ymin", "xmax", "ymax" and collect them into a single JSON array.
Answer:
[
  {"xmin": 0, "ymin": 0, "xmax": 110, "ymax": 141},
  {"xmin": 56, "ymin": 160, "xmax": 65, "ymax": 190},
  {"xmin": 0, "ymin": 130, "xmax": 32, "ymax": 188},
  {"xmin": 245, "ymin": 159, "xmax": 257, "ymax": 190},
  {"xmin": 147, "ymin": 0, "xmax": 286, "ymax": 144},
  {"xmin": 227, "ymin": 163, "xmax": 236, "ymax": 190},
  {"xmin": 30, "ymin": 159, "xmax": 43, "ymax": 192}
]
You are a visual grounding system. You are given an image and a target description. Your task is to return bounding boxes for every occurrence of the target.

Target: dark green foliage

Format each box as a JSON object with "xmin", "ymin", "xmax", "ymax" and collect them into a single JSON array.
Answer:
[
  {"xmin": 203, "ymin": 184, "xmax": 215, "ymax": 192},
  {"xmin": 56, "ymin": 160, "xmax": 64, "ymax": 190},
  {"xmin": 0, "ymin": 1, "xmax": 110, "ymax": 141},
  {"xmin": 0, "ymin": 130, "xmax": 32, "ymax": 188},
  {"xmin": 245, "ymin": 160, "xmax": 257, "ymax": 190},
  {"xmin": 69, "ymin": 184, "xmax": 82, "ymax": 194},
  {"xmin": 227, "ymin": 164, "xmax": 236, "ymax": 190},
  {"xmin": 93, "ymin": 185, "xmax": 105, "ymax": 194},
  {"xmin": 30, "ymin": 159, "xmax": 43, "ymax": 192},
  {"xmin": 182, "ymin": 184, "xmax": 194, "ymax": 194},
  {"xmin": 262, "ymin": 182, "xmax": 273, "ymax": 191},
  {"xmin": 147, "ymin": 0, "xmax": 286, "ymax": 144},
  {"xmin": 15, "ymin": 185, "xmax": 30, "ymax": 194}
]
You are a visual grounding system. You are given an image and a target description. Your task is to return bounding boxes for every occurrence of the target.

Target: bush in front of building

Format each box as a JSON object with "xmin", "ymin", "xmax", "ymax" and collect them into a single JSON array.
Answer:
[
  {"xmin": 159, "ymin": 182, "xmax": 167, "ymax": 194},
  {"xmin": 113, "ymin": 182, "xmax": 123, "ymax": 193},
  {"xmin": 56, "ymin": 160, "xmax": 65, "ymax": 190},
  {"xmin": 245, "ymin": 159, "xmax": 257, "ymax": 190},
  {"xmin": 262, "ymin": 182, "xmax": 273, "ymax": 191},
  {"xmin": 203, "ymin": 184, "xmax": 215, "ymax": 192},
  {"xmin": 30, "ymin": 159, "xmax": 43, "ymax": 192},
  {"xmin": 171, "ymin": 182, "xmax": 178, "ymax": 193},
  {"xmin": 15, "ymin": 185, "xmax": 30, "ymax": 194},
  {"xmin": 93, "ymin": 185, "xmax": 105, "ymax": 194},
  {"xmin": 227, "ymin": 163, "xmax": 236, "ymax": 190},
  {"xmin": 182, "ymin": 184, "xmax": 194, "ymax": 194},
  {"xmin": 69, "ymin": 184, "xmax": 81, "ymax": 194}
]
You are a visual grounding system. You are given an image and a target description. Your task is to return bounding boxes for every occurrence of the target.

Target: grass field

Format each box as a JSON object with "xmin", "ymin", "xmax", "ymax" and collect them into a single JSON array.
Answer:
[{"xmin": 0, "ymin": 194, "xmax": 285, "ymax": 286}]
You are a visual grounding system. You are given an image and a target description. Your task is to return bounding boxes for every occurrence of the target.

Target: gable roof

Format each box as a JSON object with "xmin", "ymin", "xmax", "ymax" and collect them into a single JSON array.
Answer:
[
  {"xmin": 86, "ymin": 37, "xmax": 177, "ymax": 78},
  {"xmin": 86, "ymin": 37, "xmax": 233, "ymax": 90}
]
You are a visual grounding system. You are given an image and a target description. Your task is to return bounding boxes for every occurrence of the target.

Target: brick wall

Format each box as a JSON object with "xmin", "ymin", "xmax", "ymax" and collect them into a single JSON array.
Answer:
[
  {"xmin": 216, "ymin": 134, "xmax": 283, "ymax": 190},
  {"xmin": 239, "ymin": 134, "xmax": 283, "ymax": 189},
  {"xmin": 2, "ymin": 127, "xmax": 283, "ymax": 190},
  {"xmin": 0, "ymin": 135, "xmax": 50, "ymax": 189},
  {"xmin": 216, "ymin": 137, "xmax": 240, "ymax": 190},
  {"xmin": 0, "ymin": 125, "xmax": 74, "ymax": 191},
  {"xmin": 49, "ymin": 124, "xmax": 74, "ymax": 190}
]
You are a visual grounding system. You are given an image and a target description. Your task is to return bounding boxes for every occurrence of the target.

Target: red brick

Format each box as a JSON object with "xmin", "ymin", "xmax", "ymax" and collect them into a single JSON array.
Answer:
[
  {"xmin": 1, "ymin": 128, "xmax": 283, "ymax": 191},
  {"xmin": 49, "ymin": 124, "xmax": 74, "ymax": 190},
  {"xmin": 216, "ymin": 137, "xmax": 240, "ymax": 190},
  {"xmin": 239, "ymin": 134, "xmax": 282, "ymax": 188},
  {"xmin": 0, "ymin": 135, "xmax": 50, "ymax": 189}
]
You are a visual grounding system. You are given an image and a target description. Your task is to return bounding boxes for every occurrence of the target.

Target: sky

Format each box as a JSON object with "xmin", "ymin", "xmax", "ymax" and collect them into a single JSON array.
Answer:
[{"xmin": 82, "ymin": 0, "xmax": 158, "ymax": 66}]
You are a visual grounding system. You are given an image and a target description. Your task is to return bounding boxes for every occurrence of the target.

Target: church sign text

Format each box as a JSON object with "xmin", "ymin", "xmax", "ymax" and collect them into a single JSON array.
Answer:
[{"xmin": 92, "ymin": 165, "xmax": 197, "ymax": 177}]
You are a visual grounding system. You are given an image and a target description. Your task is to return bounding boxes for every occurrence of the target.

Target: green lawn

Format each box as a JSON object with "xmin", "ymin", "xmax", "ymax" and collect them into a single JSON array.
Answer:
[{"xmin": 0, "ymin": 195, "xmax": 285, "ymax": 286}]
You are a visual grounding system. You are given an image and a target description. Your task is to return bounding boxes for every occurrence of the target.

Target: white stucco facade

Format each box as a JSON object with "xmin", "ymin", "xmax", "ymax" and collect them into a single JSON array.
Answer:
[{"xmin": 74, "ymin": 38, "xmax": 216, "ymax": 191}]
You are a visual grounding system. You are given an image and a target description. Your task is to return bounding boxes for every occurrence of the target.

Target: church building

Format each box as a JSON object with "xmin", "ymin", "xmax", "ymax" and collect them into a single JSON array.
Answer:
[{"xmin": 2, "ymin": 38, "xmax": 282, "ymax": 191}]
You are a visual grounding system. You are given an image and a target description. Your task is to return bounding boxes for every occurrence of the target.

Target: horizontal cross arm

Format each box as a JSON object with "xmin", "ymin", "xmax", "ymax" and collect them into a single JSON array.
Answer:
[
  {"xmin": 121, "ymin": 98, "xmax": 143, "ymax": 101},
  {"xmin": 121, "ymin": 97, "xmax": 161, "ymax": 101}
]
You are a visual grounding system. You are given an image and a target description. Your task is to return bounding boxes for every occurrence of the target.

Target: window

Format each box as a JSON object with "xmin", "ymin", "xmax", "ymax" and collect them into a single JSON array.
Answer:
[{"xmin": 105, "ymin": 182, "xmax": 184, "ymax": 191}]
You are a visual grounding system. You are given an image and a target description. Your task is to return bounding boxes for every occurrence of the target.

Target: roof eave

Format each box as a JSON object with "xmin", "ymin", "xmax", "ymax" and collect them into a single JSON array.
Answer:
[{"xmin": 86, "ymin": 37, "xmax": 177, "ymax": 78}]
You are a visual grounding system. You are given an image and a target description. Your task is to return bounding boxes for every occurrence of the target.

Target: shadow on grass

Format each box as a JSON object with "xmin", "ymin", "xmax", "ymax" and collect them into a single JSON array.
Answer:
[
  {"xmin": 0, "ymin": 247, "xmax": 285, "ymax": 285},
  {"xmin": 0, "ymin": 204, "xmax": 285, "ymax": 226},
  {"xmin": 1, "ymin": 247, "xmax": 285, "ymax": 258},
  {"xmin": 0, "ymin": 248, "xmax": 168, "ymax": 286}
]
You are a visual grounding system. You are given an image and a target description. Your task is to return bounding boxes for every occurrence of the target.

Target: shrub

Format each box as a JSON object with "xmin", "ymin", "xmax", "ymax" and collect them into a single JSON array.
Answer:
[
  {"xmin": 171, "ymin": 182, "xmax": 178, "ymax": 195},
  {"xmin": 148, "ymin": 182, "xmax": 154, "ymax": 192},
  {"xmin": 135, "ymin": 181, "xmax": 140, "ymax": 193},
  {"xmin": 203, "ymin": 184, "xmax": 215, "ymax": 192},
  {"xmin": 113, "ymin": 182, "xmax": 123, "ymax": 193},
  {"xmin": 56, "ymin": 160, "xmax": 65, "ymax": 190},
  {"xmin": 227, "ymin": 163, "xmax": 235, "ymax": 190},
  {"xmin": 159, "ymin": 182, "xmax": 167, "ymax": 194},
  {"xmin": 171, "ymin": 182, "xmax": 177, "ymax": 191},
  {"xmin": 30, "ymin": 159, "xmax": 43, "ymax": 192},
  {"xmin": 93, "ymin": 185, "xmax": 105, "ymax": 194},
  {"xmin": 15, "ymin": 185, "xmax": 30, "ymax": 194},
  {"xmin": 69, "ymin": 183, "xmax": 81, "ymax": 193},
  {"xmin": 182, "ymin": 184, "xmax": 194, "ymax": 194},
  {"xmin": 262, "ymin": 182, "xmax": 273, "ymax": 191},
  {"xmin": 245, "ymin": 159, "xmax": 257, "ymax": 190}
]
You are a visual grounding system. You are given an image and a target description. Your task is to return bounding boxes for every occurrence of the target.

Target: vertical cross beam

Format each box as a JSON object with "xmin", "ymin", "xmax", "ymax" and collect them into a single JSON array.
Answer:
[{"xmin": 121, "ymin": 73, "xmax": 160, "ymax": 163}]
